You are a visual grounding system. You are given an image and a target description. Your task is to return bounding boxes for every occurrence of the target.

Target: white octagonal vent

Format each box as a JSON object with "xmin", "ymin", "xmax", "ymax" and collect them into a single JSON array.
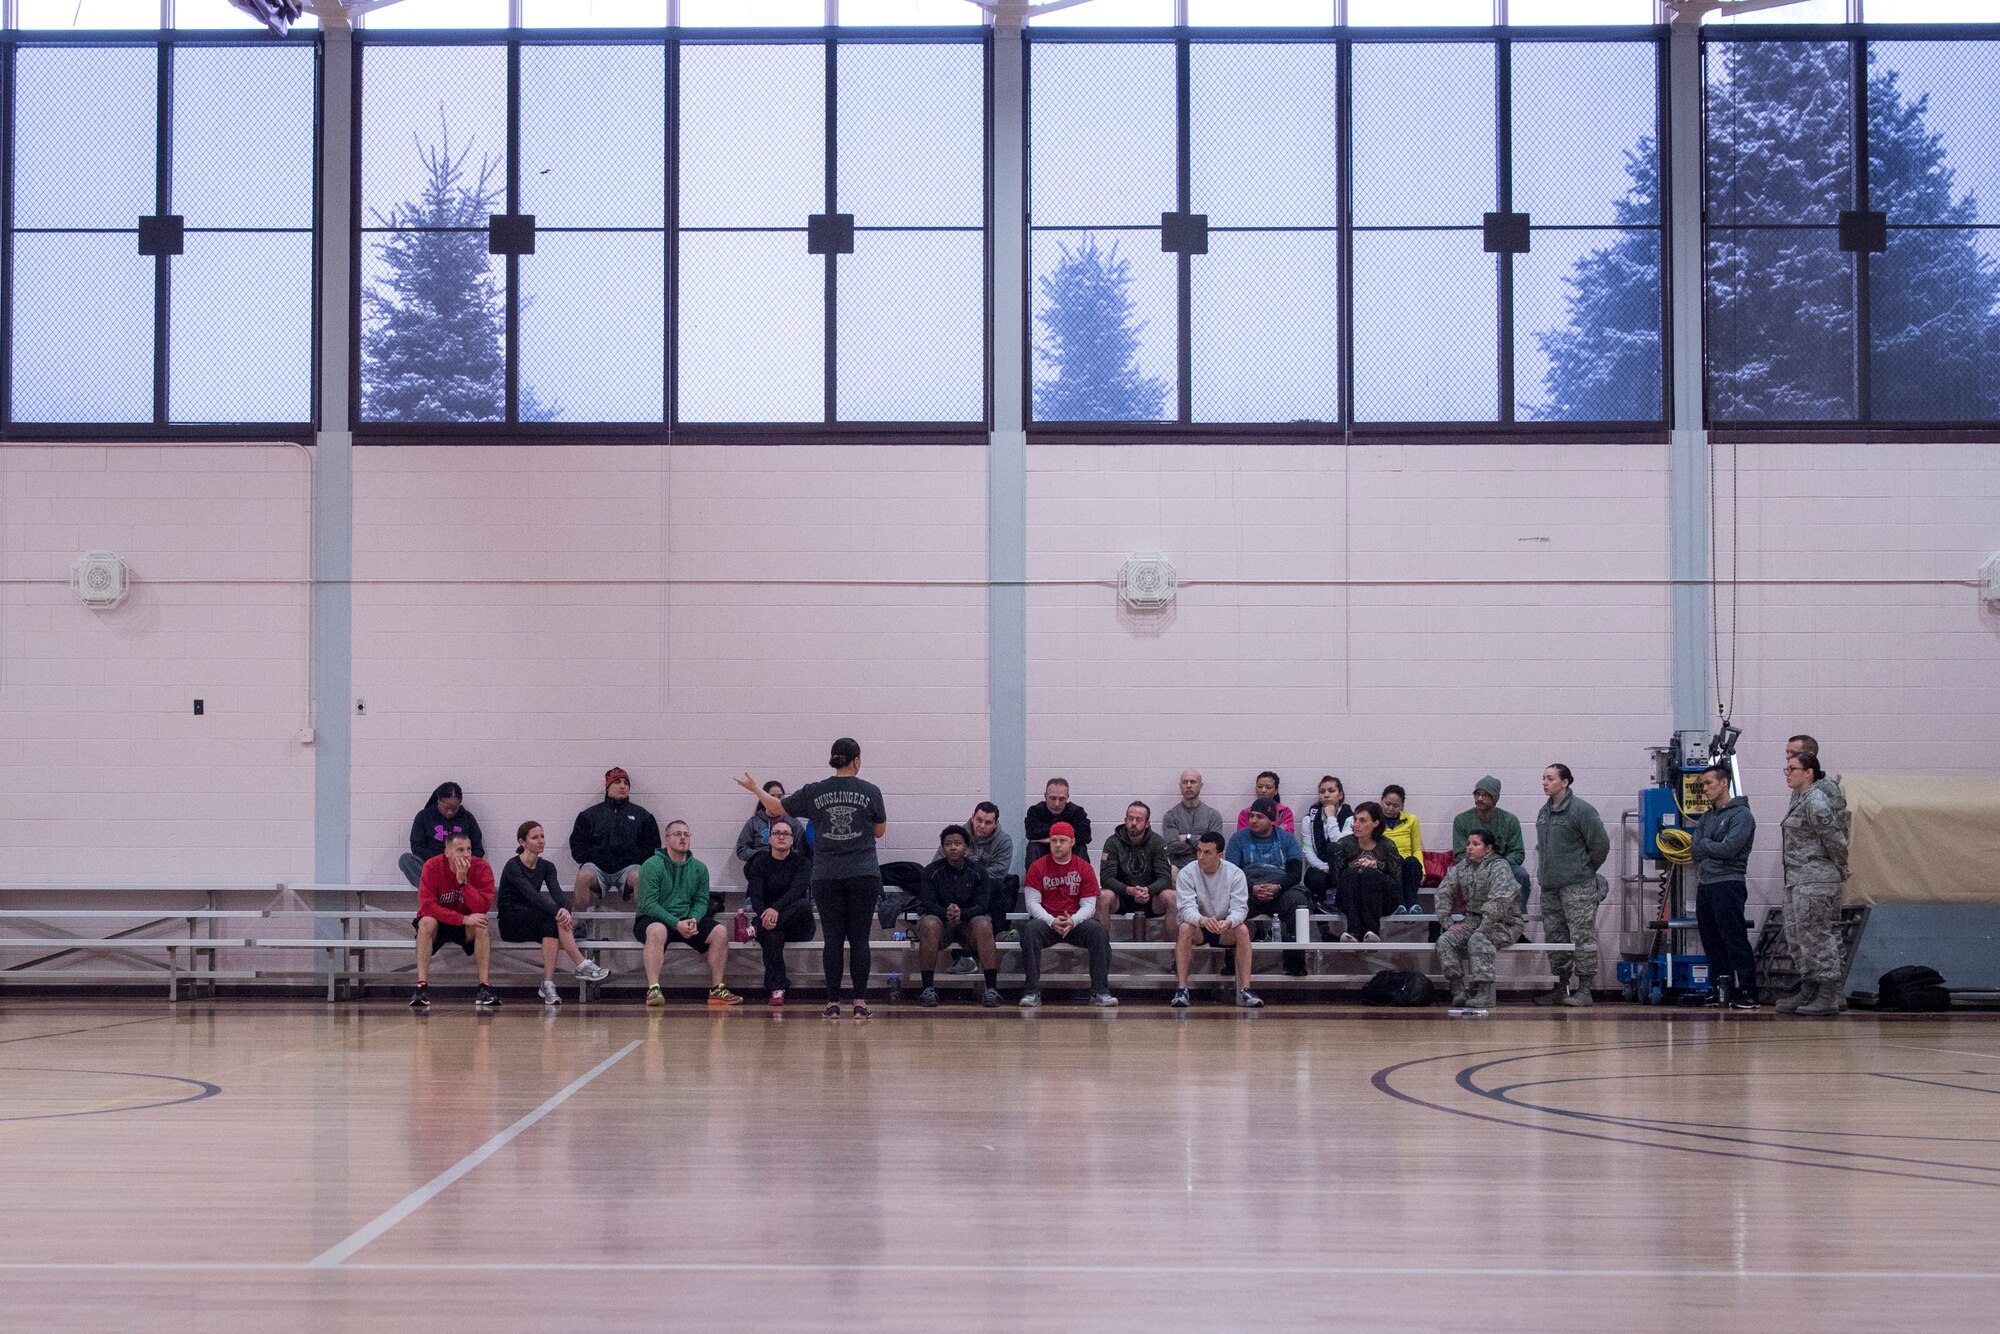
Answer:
[
  {"xmin": 72, "ymin": 551, "xmax": 130, "ymax": 610},
  {"xmin": 1118, "ymin": 552, "xmax": 1177, "ymax": 610}
]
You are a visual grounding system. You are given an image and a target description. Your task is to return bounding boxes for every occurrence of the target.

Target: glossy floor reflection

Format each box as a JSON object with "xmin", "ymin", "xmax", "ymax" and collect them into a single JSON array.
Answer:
[{"xmin": 3, "ymin": 999, "xmax": 1998, "ymax": 1331}]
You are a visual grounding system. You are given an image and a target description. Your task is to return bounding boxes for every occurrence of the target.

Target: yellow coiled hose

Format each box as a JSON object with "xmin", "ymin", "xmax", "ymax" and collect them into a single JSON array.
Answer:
[{"xmin": 1655, "ymin": 826, "xmax": 1694, "ymax": 866}]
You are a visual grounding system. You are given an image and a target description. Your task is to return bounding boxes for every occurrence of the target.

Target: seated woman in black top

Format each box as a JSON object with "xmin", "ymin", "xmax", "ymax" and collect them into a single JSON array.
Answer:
[
  {"xmin": 500, "ymin": 821, "xmax": 609, "ymax": 1003},
  {"xmin": 1330, "ymin": 801, "xmax": 1405, "ymax": 944},
  {"xmin": 744, "ymin": 818, "xmax": 816, "ymax": 1007}
]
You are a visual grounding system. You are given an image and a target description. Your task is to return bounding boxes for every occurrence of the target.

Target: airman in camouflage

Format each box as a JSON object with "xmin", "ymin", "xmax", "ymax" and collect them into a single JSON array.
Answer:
[
  {"xmin": 1435, "ymin": 830, "xmax": 1522, "ymax": 1009},
  {"xmin": 1534, "ymin": 763, "xmax": 1611, "ymax": 1008},
  {"xmin": 1780, "ymin": 750, "xmax": 1849, "ymax": 1017}
]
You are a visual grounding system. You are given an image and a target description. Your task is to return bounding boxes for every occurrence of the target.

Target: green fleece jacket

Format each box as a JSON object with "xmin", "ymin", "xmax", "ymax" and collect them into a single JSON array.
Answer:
[
  {"xmin": 638, "ymin": 850, "xmax": 711, "ymax": 925},
  {"xmin": 1452, "ymin": 806, "xmax": 1525, "ymax": 867}
]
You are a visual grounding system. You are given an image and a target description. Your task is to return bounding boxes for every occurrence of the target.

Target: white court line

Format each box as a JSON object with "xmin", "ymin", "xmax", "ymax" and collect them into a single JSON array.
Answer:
[
  {"xmin": 308, "ymin": 1039, "xmax": 641, "ymax": 1269},
  {"xmin": 3, "ymin": 1261, "xmax": 2000, "ymax": 1282},
  {"xmin": 1879, "ymin": 1042, "xmax": 2000, "ymax": 1063}
]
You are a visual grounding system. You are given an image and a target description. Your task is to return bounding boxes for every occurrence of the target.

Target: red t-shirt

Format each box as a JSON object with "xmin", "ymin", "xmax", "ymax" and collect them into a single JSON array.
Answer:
[
  {"xmin": 418, "ymin": 853, "xmax": 495, "ymax": 925},
  {"xmin": 1025, "ymin": 854, "xmax": 1099, "ymax": 918}
]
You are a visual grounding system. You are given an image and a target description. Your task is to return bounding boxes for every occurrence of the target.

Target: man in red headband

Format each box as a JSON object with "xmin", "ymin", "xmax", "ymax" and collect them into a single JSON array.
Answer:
[{"xmin": 1018, "ymin": 822, "xmax": 1116, "ymax": 1009}]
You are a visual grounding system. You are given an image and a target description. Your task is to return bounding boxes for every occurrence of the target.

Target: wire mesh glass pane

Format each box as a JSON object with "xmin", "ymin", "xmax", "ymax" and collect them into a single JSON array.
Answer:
[
  {"xmin": 521, "ymin": 0, "xmax": 665, "ymax": 22},
  {"xmin": 520, "ymin": 45, "xmax": 666, "ymax": 228},
  {"xmin": 1030, "ymin": 230, "xmax": 1175, "ymax": 423},
  {"xmin": 1189, "ymin": 43, "xmax": 1339, "ymax": 228},
  {"xmin": 1706, "ymin": 228, "xmax": 1856, "ymax": 422},
  {"xmin": 12, "ymin": 234, "xmax": 153, "ymax": 423},
  {"xmin": 837, "ymin": 43, "xmax": 984, "ymax": 228},
  {"xmin": 1187, "ymin": 0, "xmax": 1333, "ymax": 21},
  {"xmin": 1870, "ymin": 42, "xmax": 2000, "ymax": 226},
  {"xmin": 836, "ymin": 231, "xmax": 984, "ymax": 422},
  {"xmin": 1871, "ymin": 227, "xmax": 2000, "ymax": 422},
  {"xmin": 173, "ymin": 45, "xmax": 316, "ymax": 230},
  {"xmin": 361, "ymin": 45, "xmax": 509, "ymax": 232},
  {"xmin": 1348, "ymin": 0, "xmax": 1491, "ymax": 24},
  {"xmin": 360, "ymin": 240, "xmax": 508, "ymax": 422},
  {"xmin": 520, "ymin": 233, "xmax": 666, "ymax": 423},
  {"xmin": 176, "ymin": 0, "xmax": 318, "ymax": 27},
  {"xmin": 677, "ymin": 232, "xmax": 824, "ymax": 422},
  {"xmin": 1029, "ymin": 42, "xmax": 1177, "ymax": 229},
  {"xmin": 679, "ymin": 44, "xmax": 825, "ymax": 229},
  {"xmin": 1351, "ymin": 42, "xmax": 1495, "ymax": 227},
  {"xmin": 1866, "ymin": 0, "xmax": 1999, "ymax": 17},
  {"xmin": 1516, "ymin": 228, "xmax": 1661, "ymax": 423},
  {"xmin": 13, "ymin": 46, "xmax": 156, "ymax": 229},
  {"xmin": 1190, "ymin": 231, "xmax": 1339, "ymax": 424},
  {"xmin": 1030, "ymin": 0, "xmax": 1173, "ymax": 23},
  {"xmin": 363, "ymin": 0, "xmax": 509, "ymax": 28},
  {"xmin": 1353, "ymin": 231, "xmax": 1497, "ymax": 422},
  {"xmin": 1512, "ymin": 42, "xmax": 1659, "ymax": 228},
  {"xmin": 840, "ymin": 0, "xmax": 985, "ymax": 21},
  {"xmin": 1705, "ymin": 40, "xmax": 1853, "ymax": 227},
  {"xmin": 681, "ymin": 0, "xmax": 822, "ymax": 23},
  {"xmin": 1509, "ymin": 0, "xmax": 1652, "ymax": 20},
  {"xmin": 16, "ymin": 0, "xmax": 157, "ymax": 27},
  {"xmin": 1702, "ymin": 0, "xmax": 1845, "ymax": 22},
  {"xmin": 169, "ymin": 232, "xmax": 313, "ymax": 423}
]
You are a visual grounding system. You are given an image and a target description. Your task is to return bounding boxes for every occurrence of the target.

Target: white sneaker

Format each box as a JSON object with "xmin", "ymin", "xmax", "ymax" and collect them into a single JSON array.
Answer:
[
  {"xmin": 574, "ymin": 960, "xmax": 610, "ymax": 982},
  {"xmin": 538, "ymin": 980, "xmax": 562, "ymax": 1006}
]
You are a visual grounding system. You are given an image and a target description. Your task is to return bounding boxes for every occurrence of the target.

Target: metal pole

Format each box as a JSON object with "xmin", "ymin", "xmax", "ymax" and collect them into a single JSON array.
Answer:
[
  {"xmin": 988, "ymin": 11, "xmax": 1028, "ymax": 874},
  {"xmin": 1666, "ymin": 18, "xmax": 1711, "ymax": 733}
]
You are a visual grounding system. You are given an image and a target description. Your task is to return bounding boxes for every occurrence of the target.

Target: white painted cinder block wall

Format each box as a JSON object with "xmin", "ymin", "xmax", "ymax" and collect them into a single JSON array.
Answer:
[{"xmin": 3, "ymin": 438, "xmax": 1996, "ymax": 932}]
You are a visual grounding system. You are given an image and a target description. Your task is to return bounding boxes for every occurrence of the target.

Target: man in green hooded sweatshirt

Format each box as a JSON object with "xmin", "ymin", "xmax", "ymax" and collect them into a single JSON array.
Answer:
[{"xmin": 1451, "ymin": 775, "xmax": 1530, "ymax": 910}]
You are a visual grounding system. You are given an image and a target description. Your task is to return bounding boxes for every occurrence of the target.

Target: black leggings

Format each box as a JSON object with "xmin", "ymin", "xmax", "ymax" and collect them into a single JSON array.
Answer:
[
  {"xmin": 815, "ymin": 874, "xmax": 880, "ymax": 1002},
  {"xmin": 1338, "ymin": 868, "xmax": 1397, "ymax": 937}
]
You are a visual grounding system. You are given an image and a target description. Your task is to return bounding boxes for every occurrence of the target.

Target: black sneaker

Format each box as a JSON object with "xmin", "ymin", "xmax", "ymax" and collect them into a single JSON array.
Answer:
[
  {"xmin": 409, "ymin": 985, "xmax": 430, "ymax": 1010},
  {"xmin": 980, "ymin": 987, "xmax": 1001, "ymax": 1008},
  {"xmin": 919, "ymin": 986, "xmax": 939, "ymax": 1008},
  {"xmin": 1729, "ymin": 996, "xmax": 1761, "ymax": 1011},
  {"xmin": 474, "ymin": 985, "xmax": 501, "ymax": 1009},
  {"xmin": 1170, "ymin": 988, "xmax": 1192, "ymax": 1008}
]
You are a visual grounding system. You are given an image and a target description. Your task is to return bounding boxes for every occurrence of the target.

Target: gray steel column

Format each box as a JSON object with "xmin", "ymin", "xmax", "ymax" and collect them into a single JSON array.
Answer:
[
  {"xmin": 988, "ymin": 16, "xmax": 1028, "ymax": 870},
  {"xmin": 1667, "ymin": 20, "xmax": 1712, "ymax": 733},
  {"xmin": 314, "ymin": 27, "xmax": 355, "ymax": 892}
]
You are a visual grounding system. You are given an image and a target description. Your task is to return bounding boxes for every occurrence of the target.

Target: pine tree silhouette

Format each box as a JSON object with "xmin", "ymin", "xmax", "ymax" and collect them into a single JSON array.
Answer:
[
  {"xmin": 361, "ymin": 113, "xmax": 556, "ymax": 422},
  {"xmin": 1033, "ymin": 234, "xmax": 1169, "ymax": 422},
  {"xmin": 1541, "ymin": 41, "xmax": 2000, "ymax": 423}
]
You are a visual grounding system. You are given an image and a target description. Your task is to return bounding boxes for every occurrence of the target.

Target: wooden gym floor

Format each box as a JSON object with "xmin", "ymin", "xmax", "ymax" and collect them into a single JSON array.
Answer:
[{"xmin": 2, "ymin": 998, "xmax": 1998, "ymax": 1332}]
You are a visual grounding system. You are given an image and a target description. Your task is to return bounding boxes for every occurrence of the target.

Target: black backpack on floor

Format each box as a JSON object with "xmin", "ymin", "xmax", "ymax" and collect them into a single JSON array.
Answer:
[
  {"xmin": 1362, "ymin": 969, "xmax": 1436, "ymax": 1007},
  {"xmin": 1877, "ymin": 965, "xmax": 1950, "ymax": 1012}
]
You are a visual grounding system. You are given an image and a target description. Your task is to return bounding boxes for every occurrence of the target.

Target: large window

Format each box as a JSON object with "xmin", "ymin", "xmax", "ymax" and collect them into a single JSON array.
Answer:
[
  {"xmin": 7, "ymin": 38, "xmax": 317, "ymax": 427},
  {"xmin": 357, "ymin": 32, "xmax": 985, "ymax": 428},
  {"xmin": 1028, "ymin": 32, "xmax": 1664, "ymax": 427},
  {"xmin": 1704, "ymin": 34, "xmax": 2000, "ymax": 426}
]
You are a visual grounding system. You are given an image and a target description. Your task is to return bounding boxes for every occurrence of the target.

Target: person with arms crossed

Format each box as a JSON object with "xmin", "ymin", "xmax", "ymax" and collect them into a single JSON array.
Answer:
[
  {"xmin": 1024, "ymin": 778, "xmax": 1092, "ymax": 866},
  {"xmin": 1691, "ymin": 763, "xmax": 1759, "ymax": 1010}
]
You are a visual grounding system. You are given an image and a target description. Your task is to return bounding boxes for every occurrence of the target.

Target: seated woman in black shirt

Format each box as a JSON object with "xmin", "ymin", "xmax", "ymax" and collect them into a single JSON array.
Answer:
[
  {"xmin": 500, "ymin": 821, "xmax": 609, "ymax": 1003},
  {"xmin": 1330, "ymin": 801, "xmax": 1405, "ymax": 944}
]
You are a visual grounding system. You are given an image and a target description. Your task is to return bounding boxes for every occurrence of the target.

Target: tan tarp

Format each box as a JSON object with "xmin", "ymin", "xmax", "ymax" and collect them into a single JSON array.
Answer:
[{"xmin": 1843, "ymin": 773, "xmax": 2000, "ymax": 906}]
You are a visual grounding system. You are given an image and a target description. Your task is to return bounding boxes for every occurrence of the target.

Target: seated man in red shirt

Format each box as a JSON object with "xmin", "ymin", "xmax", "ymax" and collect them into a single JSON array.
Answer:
[
  {"xmin": 1018, "ymin": 822, "xmax": 1116, "ymax": 1009},
  {"xmin": 412, "ymin": 831, "xmax": 499, "ymax": 1010}
]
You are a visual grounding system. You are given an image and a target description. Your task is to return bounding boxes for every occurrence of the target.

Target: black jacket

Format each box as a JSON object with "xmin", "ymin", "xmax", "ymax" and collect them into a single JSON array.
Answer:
[
  {"xmin": 410, "ymin": 803, "xmax": 484, "ymax": 861},
  {"xmin": 745, "ymin": 849, "xmax": 813, "ymax": 916},
  {"xmin": 917, "ymin": 856, "xmax": 993, "ymax": 920},
  {"xmin": 1099, "ymin": 828, "xmax": 1171, "ymax": 896},
  {"xmin": 1330, "ymin": 834, "xmax": 1404, "ymax": 886},
  {"xmin": 568, "ymin": 797, "xmax": 661, "ymax": 873},
  {"xmin": 1023, "ymin": 801, "xmax": 1092, "ymax": 865}
]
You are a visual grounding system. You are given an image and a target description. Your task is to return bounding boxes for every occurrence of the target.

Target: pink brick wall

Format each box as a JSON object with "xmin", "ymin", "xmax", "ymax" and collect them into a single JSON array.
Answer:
[
  {"xmin": 348, "ymin": 444, "xmax": 990, "ymax": 891},
  {"xmin": 0, "ymin": 443, "xmax": 313, "ymax": 881}
]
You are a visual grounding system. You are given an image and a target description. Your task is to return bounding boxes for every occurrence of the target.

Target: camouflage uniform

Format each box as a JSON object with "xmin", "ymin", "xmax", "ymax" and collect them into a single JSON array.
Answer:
[
  {"xmin": 1782, "ymin": 781, "xmax": 1850, "ymax": 984},
  {"xmin": 1434, "ymin": 854, "xmax": 1522, "ymax": 991},
  {"xmin": 1536, "ymin": 790, "xmax": 1611, "ymax": 987}
]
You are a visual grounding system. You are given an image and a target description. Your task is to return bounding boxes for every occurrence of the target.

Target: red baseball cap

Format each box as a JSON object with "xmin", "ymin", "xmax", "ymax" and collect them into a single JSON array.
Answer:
[{"xmin": 1048, "ymin": 821, "xmax": 1075, "ymax": 839}]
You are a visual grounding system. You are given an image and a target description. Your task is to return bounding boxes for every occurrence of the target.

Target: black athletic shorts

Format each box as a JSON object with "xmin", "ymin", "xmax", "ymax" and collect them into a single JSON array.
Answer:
[
  {"xmin": 919, "ymin": 915, "xmax": 991, "ymax": 948},
  {"xmin": 414, "ymin": 916, "xmax": 476, "ymax": 955},
  {"xmin": 1112, "ymin": 889, "xmax": 1170, "ymax": 916},
  {"xmin": 499, "ymin": 906, "xmax": 559, "ymax": 943},
  {"xmin": 632, "ymin": 914, "xmax": 718, "ymax": 950}
]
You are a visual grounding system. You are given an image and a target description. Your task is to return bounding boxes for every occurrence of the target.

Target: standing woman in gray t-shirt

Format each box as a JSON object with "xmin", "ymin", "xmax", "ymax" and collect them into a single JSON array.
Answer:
[{"xmin": 739, "ymin": 736, "xmax": 887, "ymax": 1020}]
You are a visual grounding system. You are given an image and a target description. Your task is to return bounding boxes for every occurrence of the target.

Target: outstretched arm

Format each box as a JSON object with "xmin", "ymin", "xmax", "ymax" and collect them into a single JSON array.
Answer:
[{"xmin": 735, "ymin": 773, "xmax": 788, "ymax": 819}]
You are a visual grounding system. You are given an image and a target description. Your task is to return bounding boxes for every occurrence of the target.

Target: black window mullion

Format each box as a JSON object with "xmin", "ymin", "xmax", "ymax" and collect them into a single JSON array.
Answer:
[
  {"xmin": 1, "ymin": 42, "xmax": 15, "ymax": 435},
  {"xmin": 1851, "ymin": 35, "xmax": 1870, "ymax": 425},
  {"xmin": 505, "ymin": 40, "xmax": 521, "ymax": 425},
  {"xmin": 154, "ymin": 40, "xmax": 172, "ymax": 427},
  {"xmin": 664, "ymin": 38, "xmax": 678, "ymax": 429},
  {"xmin": 1175, "ymin": 36, "xmax": 1192, "ymax": 426},
  {"xmin": 823, "ymin": 38, "xmax": 838, "ymax": 426},
  {"xmin": 1495, "ymin": 38, "xmax": 1513, "ymax": 427},
  {"xmin": 1336, "ymin": 38, "xmax": 1353, "ymax": 430}
]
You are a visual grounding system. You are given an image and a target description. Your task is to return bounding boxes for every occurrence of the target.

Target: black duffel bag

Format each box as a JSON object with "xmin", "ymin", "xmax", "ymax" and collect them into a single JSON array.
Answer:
[
  {"xmin": 1877, "ymin": 964, "xmax": 1950, "ymax": 1012},
  {"xmin": 1361, "ymin": 969, "xmax": 1436, "ymax": 1007}
]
